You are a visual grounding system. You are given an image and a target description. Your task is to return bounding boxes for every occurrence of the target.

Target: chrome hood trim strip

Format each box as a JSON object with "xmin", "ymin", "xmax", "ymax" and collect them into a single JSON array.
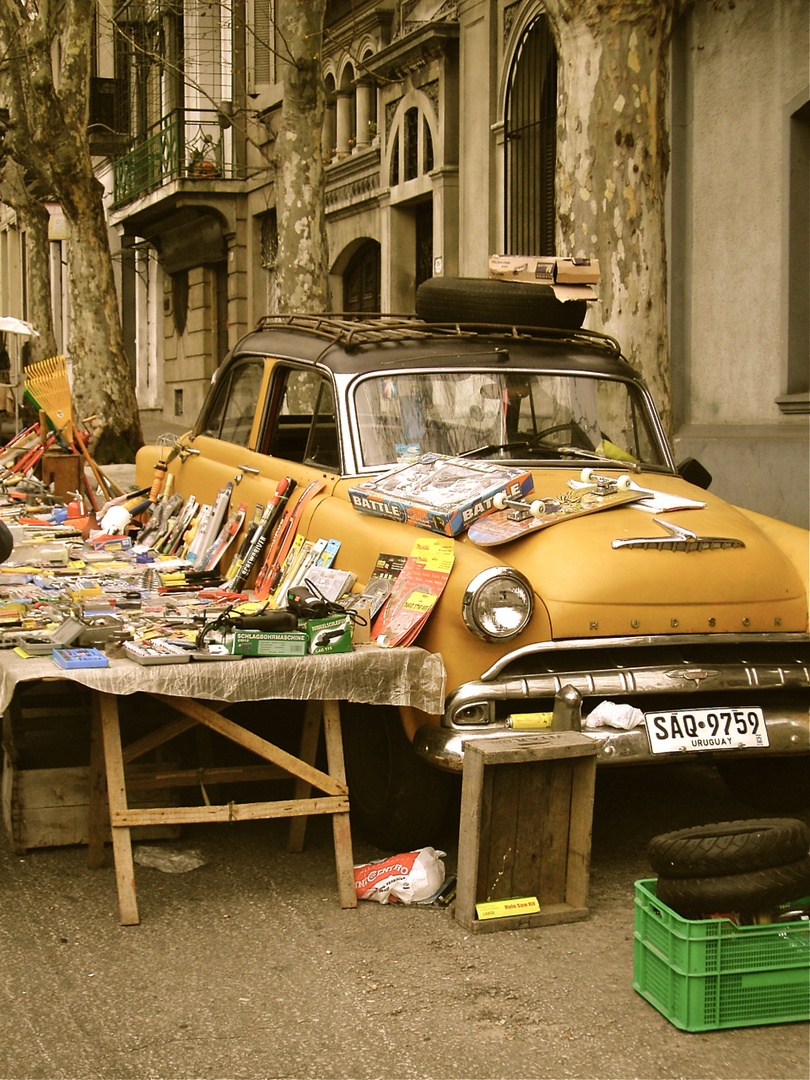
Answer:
[{"xmin": 612, "ymin": 518, "xmax": 745, "ymax": 551}]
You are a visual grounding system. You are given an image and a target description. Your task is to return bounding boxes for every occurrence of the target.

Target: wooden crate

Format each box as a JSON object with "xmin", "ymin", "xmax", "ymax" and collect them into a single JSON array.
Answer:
[
  {"xmin": 2, "ymin": 682, "xmax": 179, "ymax": 853},
  {"xmin": 455, "ymin": 732, "xmax": 598, "ymax": 933},
  {"xmin": 2, "ymin": 760, "xmax": 180, "ymax": 853},
  {"xmin": 40, "ymin": 451, "xmax": 84, "ymax": 498}
]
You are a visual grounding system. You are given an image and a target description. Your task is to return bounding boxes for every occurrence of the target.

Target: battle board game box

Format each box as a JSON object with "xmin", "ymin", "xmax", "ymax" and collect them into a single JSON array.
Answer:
[{"xmin": 348, "ymin": 454, "xmax": 533, "ymax": 536}]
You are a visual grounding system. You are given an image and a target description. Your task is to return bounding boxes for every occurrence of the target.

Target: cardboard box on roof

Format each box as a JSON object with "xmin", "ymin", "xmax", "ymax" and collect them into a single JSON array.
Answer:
[{"xmin": 488, "ymin": 255, "xmax": 600, "ymax": 301}]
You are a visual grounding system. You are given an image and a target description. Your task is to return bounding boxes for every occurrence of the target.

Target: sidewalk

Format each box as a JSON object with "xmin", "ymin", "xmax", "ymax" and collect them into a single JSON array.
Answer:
[
  {"xmin": 90, "ymin": 413, "xmax": 189, "ymax": 495},
  {"xmin": 1, "ymin": 763, "xmax": 806, "ymax": 1080},
  {"xmin": 138, "ymin": 411, "xmax": 190, "ymax": 450}
]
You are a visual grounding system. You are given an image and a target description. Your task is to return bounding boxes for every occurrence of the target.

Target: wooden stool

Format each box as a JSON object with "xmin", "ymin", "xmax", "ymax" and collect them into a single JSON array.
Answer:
[{"xmin": 40, "ymin": 451, "xmax": 84, "ymax": 498}]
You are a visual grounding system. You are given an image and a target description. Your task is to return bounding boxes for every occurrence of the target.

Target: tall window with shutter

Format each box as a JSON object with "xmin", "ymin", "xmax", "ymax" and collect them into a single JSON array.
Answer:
[{"xmin": 504, "ymin": 15, "xmax": 557, "ymax": 256}]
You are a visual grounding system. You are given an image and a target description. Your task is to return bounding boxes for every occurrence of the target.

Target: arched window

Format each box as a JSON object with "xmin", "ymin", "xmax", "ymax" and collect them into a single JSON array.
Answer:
[
  {"xmin": 505, "ymin": 15, "xmax": 557, "ymax": 255},
  {"xmin": 343, "ymin": 240, "xmax": 381, "ymax": 313},
  {"xmin": 389, "ymin": 100, "xmax": 436, "ymax": 187}
]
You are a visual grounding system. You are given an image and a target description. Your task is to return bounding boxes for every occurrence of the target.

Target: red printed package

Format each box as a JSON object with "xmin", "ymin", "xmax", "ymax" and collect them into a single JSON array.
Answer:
[{"xmin": 354, "ymin": 847, "xmax": 446, "ymax": 904}]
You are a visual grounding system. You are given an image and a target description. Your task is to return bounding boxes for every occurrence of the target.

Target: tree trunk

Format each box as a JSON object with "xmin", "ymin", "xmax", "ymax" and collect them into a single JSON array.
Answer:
[
  {"xmin": 0, "ymin": 0, "xmax": 143, "ymax": 460},
  {"xmin": 545, "ymin": 0, "xmax": 675, "ymax": 434},
  {"xmin": 0, "ymin": 159, "xmax": 59, "ymax": 362},
  {"xmin": 64, "ymin": 179, "xmax": 142, "ymax": 462},
  {"xmin": 273, "ymin": 0, "xmax": 330, "ymax": 313}
]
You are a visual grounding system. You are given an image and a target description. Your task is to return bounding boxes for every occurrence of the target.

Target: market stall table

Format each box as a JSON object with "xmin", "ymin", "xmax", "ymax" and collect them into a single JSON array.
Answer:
[{"xmin": 0, "ymin": 645, "xmax": 446, "ymax": 924}]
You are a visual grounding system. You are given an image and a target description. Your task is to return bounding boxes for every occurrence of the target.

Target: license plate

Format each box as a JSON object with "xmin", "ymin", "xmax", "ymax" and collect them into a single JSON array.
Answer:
[{"xmin": 644, "ymin": 707, "xmax": 769, "ymax": 755}]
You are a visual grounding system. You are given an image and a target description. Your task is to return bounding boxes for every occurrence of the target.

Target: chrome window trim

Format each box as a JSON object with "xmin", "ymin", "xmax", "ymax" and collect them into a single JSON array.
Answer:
[{"xmin": 345, "ymin": 366, "xmax": 674, "ymax": 473}]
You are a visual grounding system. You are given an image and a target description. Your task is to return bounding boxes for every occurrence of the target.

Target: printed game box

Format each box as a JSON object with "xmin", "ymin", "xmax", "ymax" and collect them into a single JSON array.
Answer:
[{"xmin": 348, "ymin": 454, "xmax": 533, "ymax": 536}]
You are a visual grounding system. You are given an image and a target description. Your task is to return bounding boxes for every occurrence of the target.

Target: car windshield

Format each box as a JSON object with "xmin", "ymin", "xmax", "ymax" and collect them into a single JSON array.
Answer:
[{"xmin": 353, "ymin": 370, "xmax": 666, "ymax": 469}]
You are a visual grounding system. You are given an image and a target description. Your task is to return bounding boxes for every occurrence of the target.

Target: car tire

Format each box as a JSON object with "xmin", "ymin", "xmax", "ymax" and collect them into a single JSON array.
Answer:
[
  {"xmin": 655, "ymin": 856, "xmax": 810, "ymax": 918},
  {"xmin": 415, "ymin": 276, "xmax": 588, "ymax": 330},
  {"xmin": 716, "ymin": 757, "xmax": 810, "ymax": 812},
  {"xmin": 0, "ymin": 519, "xmax": 12, "ymax": 563},
  {"xmin": 648, "ymin": 818, "xmax": 810, "ymax": 878},
  {"xmin": 342, "ymin": 703, "xmax": 459, "ymax": 852}
]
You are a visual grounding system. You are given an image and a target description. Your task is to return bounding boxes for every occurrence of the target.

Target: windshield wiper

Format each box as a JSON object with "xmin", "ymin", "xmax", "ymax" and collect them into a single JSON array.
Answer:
[
  {"xmin": 558, "ymin": 446, "xmax": 642, "ymax": 472},
  {"xmin": 459, "ymin": 441, "xmax": 532, "ymax": 458}
]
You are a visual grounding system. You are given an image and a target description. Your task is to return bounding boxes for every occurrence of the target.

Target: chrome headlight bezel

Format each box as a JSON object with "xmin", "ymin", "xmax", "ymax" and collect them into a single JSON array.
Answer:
[{"xmin": 462, "ymin": 566, "xmax": 534, "ymax": 642}]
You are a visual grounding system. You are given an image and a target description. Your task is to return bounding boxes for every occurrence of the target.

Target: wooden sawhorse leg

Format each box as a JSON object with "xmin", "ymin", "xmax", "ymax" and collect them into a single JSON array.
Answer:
[
  {"xmin": 89, "ymin": 692, "xmax": 356, "ymax": 923},
  {"xmin": 88, "ymin": 690, "xmax": 139, "ymax": 925},
  {"xmin": 287, "ymin": 699, "xmax": 356, "ymax": 909}
]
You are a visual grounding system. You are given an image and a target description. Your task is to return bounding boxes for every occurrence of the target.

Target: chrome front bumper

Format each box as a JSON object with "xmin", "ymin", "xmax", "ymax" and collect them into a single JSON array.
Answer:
[
  {"xmin": 413, "ymin": 632, "xmax": 810, "ymax": 772},
  {"xmin": 414, "ymin": 712, "xmax": 810, "ymax": 772}
]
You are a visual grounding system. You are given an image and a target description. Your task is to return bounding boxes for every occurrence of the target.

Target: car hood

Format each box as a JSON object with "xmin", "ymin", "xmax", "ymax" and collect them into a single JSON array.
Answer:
[{"xmin": 479, "ymin": 472, "xmax": 809, "ymax": 639}]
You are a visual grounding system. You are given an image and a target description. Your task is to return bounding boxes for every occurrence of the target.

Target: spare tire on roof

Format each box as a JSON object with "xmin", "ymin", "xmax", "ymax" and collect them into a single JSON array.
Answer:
[{"xmin": 415, "ymin": 276, "xmax": 588, "ymax": 330}]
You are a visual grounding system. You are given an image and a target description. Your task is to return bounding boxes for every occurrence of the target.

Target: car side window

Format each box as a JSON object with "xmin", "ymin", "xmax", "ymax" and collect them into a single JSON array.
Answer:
[
  {"xmin": 267, "ymin": 367, "xmax": 340, "ymax": 471},
  {"xmin": 200, "ymin": 360, "xmax": 264, "ymax": 447}
]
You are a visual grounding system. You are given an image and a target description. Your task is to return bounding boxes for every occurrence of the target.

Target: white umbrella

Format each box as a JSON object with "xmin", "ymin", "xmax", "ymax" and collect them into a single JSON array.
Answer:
[
  {"xmin": 0, "ymin": 316, "xmax": 38, "ymax": 336},
  {"xmin": 0, "ymin": 318, "xmax": 39, "ymax": 430}
]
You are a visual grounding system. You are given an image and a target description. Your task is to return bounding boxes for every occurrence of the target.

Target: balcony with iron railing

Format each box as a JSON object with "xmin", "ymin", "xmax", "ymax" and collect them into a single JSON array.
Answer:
[{"xmin": 112, "ymin": 109, "xmax": 244, "ymax": 207}]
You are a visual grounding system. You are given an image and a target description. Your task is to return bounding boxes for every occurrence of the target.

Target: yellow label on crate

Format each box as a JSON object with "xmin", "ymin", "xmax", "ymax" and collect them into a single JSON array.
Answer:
[{"xmin": 475, "ymin": 896, "xmax": 541, "ymax": 920}]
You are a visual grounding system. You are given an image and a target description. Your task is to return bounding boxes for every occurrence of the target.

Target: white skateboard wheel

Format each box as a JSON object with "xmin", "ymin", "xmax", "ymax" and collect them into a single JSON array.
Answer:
[
  {"xmin": 493, "ymin": 491, "xmax": 508, "ymax": 510},
  {"xmin": 617, "ymin": 474, "xmax": 631, "ymax": 489},
  {"xmin": 581, "ymin": 468, "xmax": 595, "ymax": 483},
  {"xmin": 529, "ymin": 500, "xmax": 544, "ymax": 519}
]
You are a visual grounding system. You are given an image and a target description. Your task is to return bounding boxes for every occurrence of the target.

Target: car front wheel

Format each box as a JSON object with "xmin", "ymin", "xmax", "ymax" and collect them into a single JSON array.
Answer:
[
  {"xmin": 716, "ymin": 757, "xmax": 810, "ymax": 812},
  {"xmin": 342, "ymin": 704, "xmax": 459, "ymax": 853}
]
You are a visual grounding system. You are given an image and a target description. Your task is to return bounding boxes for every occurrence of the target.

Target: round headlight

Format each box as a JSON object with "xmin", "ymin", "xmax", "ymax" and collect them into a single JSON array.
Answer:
[{"xmin": 462, "ymin": 567, "xmax": 533, "ymax": 641}]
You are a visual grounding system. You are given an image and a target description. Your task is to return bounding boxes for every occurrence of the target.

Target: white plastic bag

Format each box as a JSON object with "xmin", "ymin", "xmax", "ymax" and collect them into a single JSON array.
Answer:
[
  {"xmin": 354, "ymin": 847, "xmax": 446, "ymax": 904},
  {"xmin": 133, "ymin": 845, "xmax": 206, "ymax": 873},
  {"xmin": 584, "ymin": 700, "xmax": 645, "ymax": 730}
]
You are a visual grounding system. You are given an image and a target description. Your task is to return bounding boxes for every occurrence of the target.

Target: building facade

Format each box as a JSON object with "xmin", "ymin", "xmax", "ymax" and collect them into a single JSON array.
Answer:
[{"xmin": 0, "ymin": 0, "xmax": 807, "ymax": 526}]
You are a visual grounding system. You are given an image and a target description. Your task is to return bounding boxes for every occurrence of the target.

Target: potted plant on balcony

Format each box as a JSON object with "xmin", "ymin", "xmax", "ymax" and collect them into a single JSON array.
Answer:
[{"xmin": 188, "ymin": 135, "xmax": 220, "ymax": 177}]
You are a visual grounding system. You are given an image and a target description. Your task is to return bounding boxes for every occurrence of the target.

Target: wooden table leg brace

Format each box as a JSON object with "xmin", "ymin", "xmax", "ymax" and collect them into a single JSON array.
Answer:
[{"xmin": 88, "ymin": 691, "xmax": 356, "ymax": 925}]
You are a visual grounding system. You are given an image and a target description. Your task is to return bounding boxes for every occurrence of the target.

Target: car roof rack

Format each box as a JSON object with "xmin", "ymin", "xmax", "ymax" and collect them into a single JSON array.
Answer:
[{"xmin": 251, "ymin": 313, "xmax": 622, "ymax": 361}]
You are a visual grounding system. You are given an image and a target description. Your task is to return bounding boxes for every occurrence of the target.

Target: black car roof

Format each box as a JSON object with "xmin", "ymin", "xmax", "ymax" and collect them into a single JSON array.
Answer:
[{"xmin": 229, "ymin": 315, "xmax": 641, "ymax": 381}]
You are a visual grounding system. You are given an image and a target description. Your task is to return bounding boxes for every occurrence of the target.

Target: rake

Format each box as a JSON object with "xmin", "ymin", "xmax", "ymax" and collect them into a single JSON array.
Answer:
[
  {"xmin": 24, "ymin": 355, "xmax": 74, "ymax": 442},
  {"xmin": 24, "ymin": 355, "xmax": 119, "ymax": 504}
]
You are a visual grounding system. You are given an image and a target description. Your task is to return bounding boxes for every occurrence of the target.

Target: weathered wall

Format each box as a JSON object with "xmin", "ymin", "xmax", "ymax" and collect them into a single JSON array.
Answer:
[
  {"xmin": 457, "ymin": 0, "xmax": 496, "ymax": 273},
  {"xmin": 670, "ymin": 0, "xmax": 809, "ymax": 526}
]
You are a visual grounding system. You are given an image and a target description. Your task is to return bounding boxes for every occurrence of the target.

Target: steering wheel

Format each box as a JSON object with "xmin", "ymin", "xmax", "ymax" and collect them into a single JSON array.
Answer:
[{"xmin": 527, "ymin": 422, "xmax": 593, "ymax": 450}]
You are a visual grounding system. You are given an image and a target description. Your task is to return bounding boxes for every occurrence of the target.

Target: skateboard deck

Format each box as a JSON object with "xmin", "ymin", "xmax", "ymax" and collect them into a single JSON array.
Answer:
[
  {"xmin": 568, "ymin": 473, "xmax": 707, "ymax": 514},
  {"xmin": 467, "ymin": 472, "xmax": 642, "ymax": 546}
]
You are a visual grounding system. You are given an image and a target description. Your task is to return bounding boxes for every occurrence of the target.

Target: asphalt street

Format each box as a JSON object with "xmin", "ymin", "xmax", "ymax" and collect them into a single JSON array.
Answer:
[{"xmin": 0, "ymin": 753, "xmax": 807, "ymax": 1080}]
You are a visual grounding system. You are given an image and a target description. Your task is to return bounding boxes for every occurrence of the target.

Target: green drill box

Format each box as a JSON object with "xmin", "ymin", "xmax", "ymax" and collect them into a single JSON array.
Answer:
[
  {"xmin": 306, "ymin": 615, "xmax": 353, "ymax": 655},
  {"xmin": 228, "ymin": 630, "xmax": 308, "ymax": 657}
]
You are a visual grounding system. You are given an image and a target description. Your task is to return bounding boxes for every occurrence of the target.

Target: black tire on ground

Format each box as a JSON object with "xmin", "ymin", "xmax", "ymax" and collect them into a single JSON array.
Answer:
[
  {"xmin": 415, "ymin": 277, "xmax": 588, "ymax": 330},
  {"xmin": 341, "ymin": 703, "xmax": 459, "ymax": 852},
  {"xmin": 716, "ymin": 757, "xmax": 810, "ymax": 813},
  {"xmin": 648, "ymin": 818, "xmax": 810, "ymax": 878},
  {"xmin": 655, "ymin": 856, "xmax": 810, "ymax": 918},
  {"xmin": 0, "ymin": 519, "xmax": 12, "ymax": 563}
]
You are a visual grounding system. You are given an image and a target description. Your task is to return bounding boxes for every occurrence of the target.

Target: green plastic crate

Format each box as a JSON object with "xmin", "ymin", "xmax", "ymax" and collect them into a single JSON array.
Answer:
[{"xmin": 633, "ymin": 878, "xmax": 810, "ymax": 1032}]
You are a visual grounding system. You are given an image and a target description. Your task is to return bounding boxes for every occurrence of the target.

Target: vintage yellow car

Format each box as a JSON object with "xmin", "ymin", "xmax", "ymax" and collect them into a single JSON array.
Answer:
[{"xmin": 137, "ymin": 280, "xmax": 809, "ymax": 850}]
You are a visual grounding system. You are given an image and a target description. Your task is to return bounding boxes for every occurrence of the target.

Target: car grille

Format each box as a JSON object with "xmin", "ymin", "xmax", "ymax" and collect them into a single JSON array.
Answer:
[{"xmin": 445, "ymin": 634, "xmax": 810, "ymax": 727}]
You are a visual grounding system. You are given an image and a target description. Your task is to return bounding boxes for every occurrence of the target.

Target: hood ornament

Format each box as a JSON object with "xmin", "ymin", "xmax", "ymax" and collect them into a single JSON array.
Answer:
[
  {"xmin": 665, "ymin": 668, "xmax": 719, "ymax": 685},
  {"xmin": 612, "ymin": 518, "xmax": 745, "ymax": 552}
]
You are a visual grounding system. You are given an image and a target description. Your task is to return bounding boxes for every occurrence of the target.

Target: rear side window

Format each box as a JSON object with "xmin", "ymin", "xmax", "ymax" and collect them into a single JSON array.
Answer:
[
  {"xmin": 266, "ymin": 366, "xmax": 340, "ymax": 471},
  {"xmin": 199, "ymin": 360, "xmax": 264, "ymax": 446}
]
